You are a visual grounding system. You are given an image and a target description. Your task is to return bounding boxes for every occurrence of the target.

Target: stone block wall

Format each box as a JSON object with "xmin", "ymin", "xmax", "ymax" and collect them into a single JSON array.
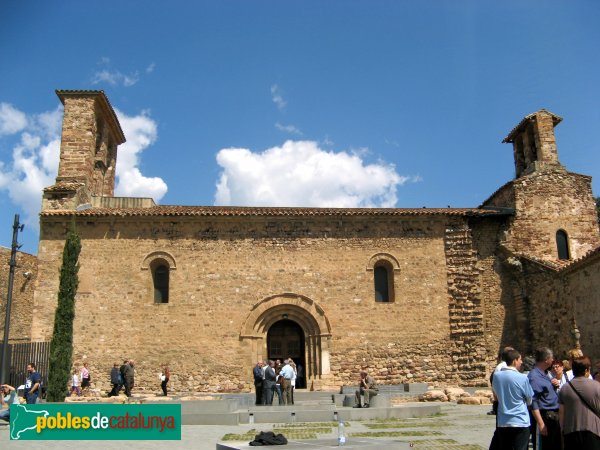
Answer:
[
  {"xmin": 0, "ymin": 247, "xmax": 38, "ymax": 342},
  {"xmin": 31, "ymin": 213, "xmax": 507, "ymax": 393},
  {"xmin": 522, "ymin": 250, "xmax": 600, "ymax": 363},
  {"xmin": 483, "ymin": 169, "xmax": 599, "ymax": 262}
]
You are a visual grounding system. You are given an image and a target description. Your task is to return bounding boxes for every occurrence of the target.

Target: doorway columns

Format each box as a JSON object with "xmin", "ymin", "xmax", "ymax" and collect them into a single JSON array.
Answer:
[{"xmin": 240, "ymin": 293, "xmax": 332, "ymax": 381}]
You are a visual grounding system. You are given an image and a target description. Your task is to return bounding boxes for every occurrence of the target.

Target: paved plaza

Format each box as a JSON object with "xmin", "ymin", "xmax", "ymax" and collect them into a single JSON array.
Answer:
[{"xmin": 0, "ymin": 403, "xmax": 496, "ymax": 449}]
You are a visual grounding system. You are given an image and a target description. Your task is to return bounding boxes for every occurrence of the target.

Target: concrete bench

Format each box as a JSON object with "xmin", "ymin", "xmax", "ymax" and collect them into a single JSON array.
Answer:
[{"xmin": 342, "ymin": 393, "xmax": 390, "ymax": 408}]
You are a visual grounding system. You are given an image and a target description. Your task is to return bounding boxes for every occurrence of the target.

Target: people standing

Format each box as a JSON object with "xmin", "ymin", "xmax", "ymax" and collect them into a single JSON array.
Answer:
[
  {"xmin": 109, "ymin": 363, "xmax": 121, "ymax": 396},
  {"xmin": 354, "ymin": 370, "xmax": 378, "ymax": 408},
  {"xmin": 528, "ymin": 347, "xmax": 563, "ymax": 450},
  {"xmin": 24, "ymin": 363, "xmax": 42, "ymax": 404},
  {"xmin": 69, "ymin": 368, "xmax": 81, "ymax": 397},
  {"xmin": 253, "ymin": 360, "xmax": 264, "ymax": 405},
  {"xmin": 262, "ymin": 360, "xmax": 276, "ymax": 405},
  {"xmin": 80, "ymin": 362, "xmax": 90, "ymax": 391},
  {"xmin": 279, "ymin": 359, "xmax": 294, "ymax": 405},
  {"xmin": 491, "ymin": 349, "xmax": 533, "ymax": 450},
  {"xmin": 161, "ymin": 365, "xmax": 170, "ymax": 396},
  {"xmin": 123, "ymin": 360, "xmax": 135, "ymax": 397},
  {"xmin": 274, "ymin": 360, "xmax": 284, "ymax": 405},
  {"xmin": 289, "ymin": 358, "xmax": 297, "ymax": 405},
  {"xmin": 559, "ymin": 356, "xmax": 600, "ymax": 449},
  {"xmin": 0, "ymin": 384, "xmax": 18, "ymax": 422}
]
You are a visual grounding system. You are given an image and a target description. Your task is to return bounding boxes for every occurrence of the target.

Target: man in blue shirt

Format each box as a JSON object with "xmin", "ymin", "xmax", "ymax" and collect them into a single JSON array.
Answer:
[
  {"xmin": 492, "ymin": 349, "xmax": 534, "ymax": 450},
  {"xmin": 24, "ymin": 362, "xmax": 42, "ymax": 404},
  {"xmin": 528, "ymin": 347, "xmax": 562, "ymax": 450}
]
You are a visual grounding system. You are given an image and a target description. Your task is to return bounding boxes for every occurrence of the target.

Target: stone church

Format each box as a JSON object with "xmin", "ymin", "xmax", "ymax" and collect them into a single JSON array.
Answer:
[{"xmin": 21, "ymin": 90, "xmax": 600, "ymax": 392}]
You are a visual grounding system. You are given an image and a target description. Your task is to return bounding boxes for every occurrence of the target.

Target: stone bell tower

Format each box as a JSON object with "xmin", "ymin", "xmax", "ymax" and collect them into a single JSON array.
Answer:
[
  {"xmin": 42, "ymin": 90, "xmax": 126, "ymax": 210},
  {"xmin": 503, "ymin": 109, "xmax": 563, "ymax": 178},
  {"xmin": 482, "ymin": 109, "xmax": 599, "ymax": 262}
]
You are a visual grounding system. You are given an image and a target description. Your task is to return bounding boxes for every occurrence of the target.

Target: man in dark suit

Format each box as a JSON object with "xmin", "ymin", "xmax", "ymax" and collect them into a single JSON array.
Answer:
[
  {"xmin": 262, "ymin": 360, "xmax": 276, "ymax": 405},
  {"xmin": 253, "ymin": 360, "xmax": 264, "ymax": 405}
]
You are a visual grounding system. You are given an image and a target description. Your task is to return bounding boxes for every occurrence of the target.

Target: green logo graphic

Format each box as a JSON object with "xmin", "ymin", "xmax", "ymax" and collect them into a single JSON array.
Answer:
[{"xmin": 9, "ymin": 404, "xmax": 181, "ymax": 440}]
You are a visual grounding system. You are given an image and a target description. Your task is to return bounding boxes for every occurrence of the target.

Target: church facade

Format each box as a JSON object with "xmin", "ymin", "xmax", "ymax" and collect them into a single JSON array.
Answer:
[{"xmin": 27, "ymin": 90, "xmax": 600, "ymax": 393}]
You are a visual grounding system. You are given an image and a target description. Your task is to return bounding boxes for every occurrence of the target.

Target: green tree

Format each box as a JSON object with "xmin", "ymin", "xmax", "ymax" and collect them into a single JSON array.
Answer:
[
  {"xmin": 596, "ymin": 197, "xmax": 600, "ymax": 224},
  {"xmin": 46, "ymin": 230, "xmax": 81, "ymax": 402}
]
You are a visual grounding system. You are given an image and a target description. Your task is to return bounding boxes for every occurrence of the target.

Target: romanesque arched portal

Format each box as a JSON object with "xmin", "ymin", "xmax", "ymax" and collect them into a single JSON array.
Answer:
[{"xmin": 240, "ymin": 293, "xmax": 332, "ymax": 386}]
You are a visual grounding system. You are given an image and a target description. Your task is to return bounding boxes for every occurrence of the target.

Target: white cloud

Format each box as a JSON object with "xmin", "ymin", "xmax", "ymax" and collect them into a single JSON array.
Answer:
[
  {"xmin": 146, "ymin": 62, "xmax": 156, "ymax": 73},
  {"xmin": 91, "ymin": 69, "xmax": 139, "ymax": 87},
  {"xmin": 0, "ymin": 103, "xmax": 28, "ymax": 136},
  {"xmin": 215, "ymin": 140, "xmax": 414, "ymax": 208},
  {"xmin": 275, "ymin": 122, "xmax": 302, "ymax": 136},
  {"xmin": 270, "ymin": 84, "xmax": 287, "ymax": 110},
  {"xmin": 0, "ymin": 103, "xmax": 167, "ymax": 229},
  {"xmin": 114, "ymin": 108, "xmax": 168, "ymax": 201},
  {"xmin": 0, "ymin": 106, "xmax": 62, "ymax": 224}
]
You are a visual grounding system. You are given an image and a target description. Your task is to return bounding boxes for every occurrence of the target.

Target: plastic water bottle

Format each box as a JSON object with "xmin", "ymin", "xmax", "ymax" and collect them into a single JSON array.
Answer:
[{"xmin": 338, "ymin": 421, "xmax": 346, "ymax": 446}]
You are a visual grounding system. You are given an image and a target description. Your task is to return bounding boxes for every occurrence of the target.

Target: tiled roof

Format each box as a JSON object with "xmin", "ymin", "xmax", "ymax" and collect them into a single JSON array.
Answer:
[
  {"xmin": 560, "ymin": 245, "xmax": 600, "ymax": 274},
  {"xmin": 502, "ymin": 109, "xmax": 562, "ymax": 143},
  {"xmin": 41, "ymin": 205, "xmax": 514, "ymax": 218},
  {"xmin": 517, "ymin": 245, "xmax": 600, "ymax": 274},
  {"xmin": 56, "ymin": 90, "xmax": 126, "ymax": 144},
  {"xmin": 43, "ymin": 181, "xmax": 85, "ymax": 192}
]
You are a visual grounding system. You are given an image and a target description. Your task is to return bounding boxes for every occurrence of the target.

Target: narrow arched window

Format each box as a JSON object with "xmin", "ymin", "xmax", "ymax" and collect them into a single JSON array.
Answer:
[
  {"xmin": 374, "ymin": 266, "xmax": 389, "ymax": 302},
  {"xmin": 556, "ymin": 230, "xmax": 570, "ymax": 260},
  {"xmin": 374, "ymin": 261, "xmax": 395, "ymax": 303},
  {"xmin": 152, "ymin": 262, "xmax": 169, "ymax": 303}
]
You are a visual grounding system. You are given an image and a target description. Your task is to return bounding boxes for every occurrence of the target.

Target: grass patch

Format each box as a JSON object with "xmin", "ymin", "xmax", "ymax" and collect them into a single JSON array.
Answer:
[
  {"xmin": 350, "ymin": 430, "xmax": 443, "ymax": 437},
  {"xmin": 400, "ymin": 440, "xmax": 483, "ymax": 449},
  {"xmin": 364, "ymin": 420, "xmax": 450, "ymax": 429},
  {"xmin": 221, "ymin": 430, "xmax": 257, "ymax": 441},
  {"xmin": 274, "ymin": 421, "xmax": 349, "ymax": 428},
  {"xmin": 221, "ymin": 429, "xmax": 318, "ymax": 441},
  {"xmin": 277, "ymin": 427, "xmax": 331, "ymax": 434}
]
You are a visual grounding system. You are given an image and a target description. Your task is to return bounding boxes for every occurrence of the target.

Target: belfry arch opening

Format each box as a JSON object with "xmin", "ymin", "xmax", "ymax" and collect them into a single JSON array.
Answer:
[{"xmin": 267, "ymin": 319, "xmax": 306, "ymax": 388}]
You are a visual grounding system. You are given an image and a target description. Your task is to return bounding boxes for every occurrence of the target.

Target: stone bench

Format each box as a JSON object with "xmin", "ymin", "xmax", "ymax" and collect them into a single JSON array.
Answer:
[
  {"xmin": 341, "ymin": 393, "xmax": 390, "ymax": 408},
  {"xmin": 340, "ymin": 383, "xmax": 428, "ymax": 395}
]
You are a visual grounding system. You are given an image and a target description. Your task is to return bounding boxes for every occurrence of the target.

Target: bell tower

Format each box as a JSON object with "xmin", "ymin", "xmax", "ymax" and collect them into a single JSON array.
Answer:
[
  {"xmin": 482, "ymin": 109, "xmax": 599, "ymax": 261},
  {"xmin": 42, "ymin": 90, "xmax": 125, "ymax": 210},
  {"xmin": 502, "ymin": 109, "xmax": 563, "ymax": 178}
]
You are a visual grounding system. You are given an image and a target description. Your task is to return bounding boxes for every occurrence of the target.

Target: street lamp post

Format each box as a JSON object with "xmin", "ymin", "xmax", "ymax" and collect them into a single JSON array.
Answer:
[{"xmin": 1, "ymin": 214, "xmax": 24, "ymax": 383}]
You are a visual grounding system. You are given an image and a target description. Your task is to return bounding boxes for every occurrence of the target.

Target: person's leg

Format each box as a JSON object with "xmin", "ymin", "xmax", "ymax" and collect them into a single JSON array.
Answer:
[
  {"xmin": 540, "ymin": 415, "xmax": 562, "ymax": 450},
  {"xmin": 513, "ymin": 427, "xmax": 530, "ymax": 450},
  {"xmin": 363, "ymin": 389, "xmax": 370, "ymax": 405},
  {"xmin": 355, "ymin": 390, "xmax": 362, "ymax": 407},
  {"xmin": 255, "ymin": 382, "xmax": 262, "ymax": 405},
  {"xmin": 0, "ymin": 408, "xmax": 10, "ymax": 422}
]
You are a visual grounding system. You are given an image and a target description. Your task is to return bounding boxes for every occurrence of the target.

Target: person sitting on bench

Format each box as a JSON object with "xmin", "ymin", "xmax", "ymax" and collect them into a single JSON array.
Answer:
[{"xmin": 354, "ymin": 370, "xmax": 378, "ymax": 408}]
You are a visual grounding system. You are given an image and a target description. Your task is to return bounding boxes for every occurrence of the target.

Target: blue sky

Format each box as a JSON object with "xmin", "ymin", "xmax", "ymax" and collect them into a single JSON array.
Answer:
[{"xmin": 1, "ymin": 1, "xmax": 599, "ymax": 254}]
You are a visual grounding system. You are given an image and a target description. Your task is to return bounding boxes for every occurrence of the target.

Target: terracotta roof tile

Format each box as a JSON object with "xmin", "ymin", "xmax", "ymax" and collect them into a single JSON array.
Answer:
[
  {"xmin": 41, "ymin": 205, "xmax": 514, "ymax": 218},
  {"xmin": 502, "ymin": 109, "xmax": 562, "ymax": 143},
  {"xmin": 43, "ymin": 181, "xmax": 85, "ymax": 192}
]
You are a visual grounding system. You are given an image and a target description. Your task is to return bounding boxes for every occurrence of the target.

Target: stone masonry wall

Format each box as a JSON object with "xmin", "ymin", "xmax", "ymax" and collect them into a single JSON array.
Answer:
[
  {"xmin": 486, "ymin": 169, "xmax": 599, "ymax": 262},
  {"xmin": 0, "ymin": 247, "xmax": 38, "ymax": 343},
  {"xmin": 522, "ymin": 252, "xmax": 600, "ymax": 364},
  {"xmin": 31, "ymin": 214, "xmax": 504, "ymax": 393}
]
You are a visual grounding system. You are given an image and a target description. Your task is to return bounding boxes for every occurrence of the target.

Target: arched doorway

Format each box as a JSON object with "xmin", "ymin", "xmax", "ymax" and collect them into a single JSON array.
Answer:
[
  {"xmin": 267, "ymin": 319, "xmax": 306, "ymax": 388},
  {"xmin": 239, "ymin": 293, "xmax": 332, "ymax": 390}
]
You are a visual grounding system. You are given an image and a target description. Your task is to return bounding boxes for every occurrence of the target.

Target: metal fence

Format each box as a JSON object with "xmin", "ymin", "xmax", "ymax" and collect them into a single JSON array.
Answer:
[{"xmin": 0, "ymin": 341, "xmax": 50, "ymax": 390}]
